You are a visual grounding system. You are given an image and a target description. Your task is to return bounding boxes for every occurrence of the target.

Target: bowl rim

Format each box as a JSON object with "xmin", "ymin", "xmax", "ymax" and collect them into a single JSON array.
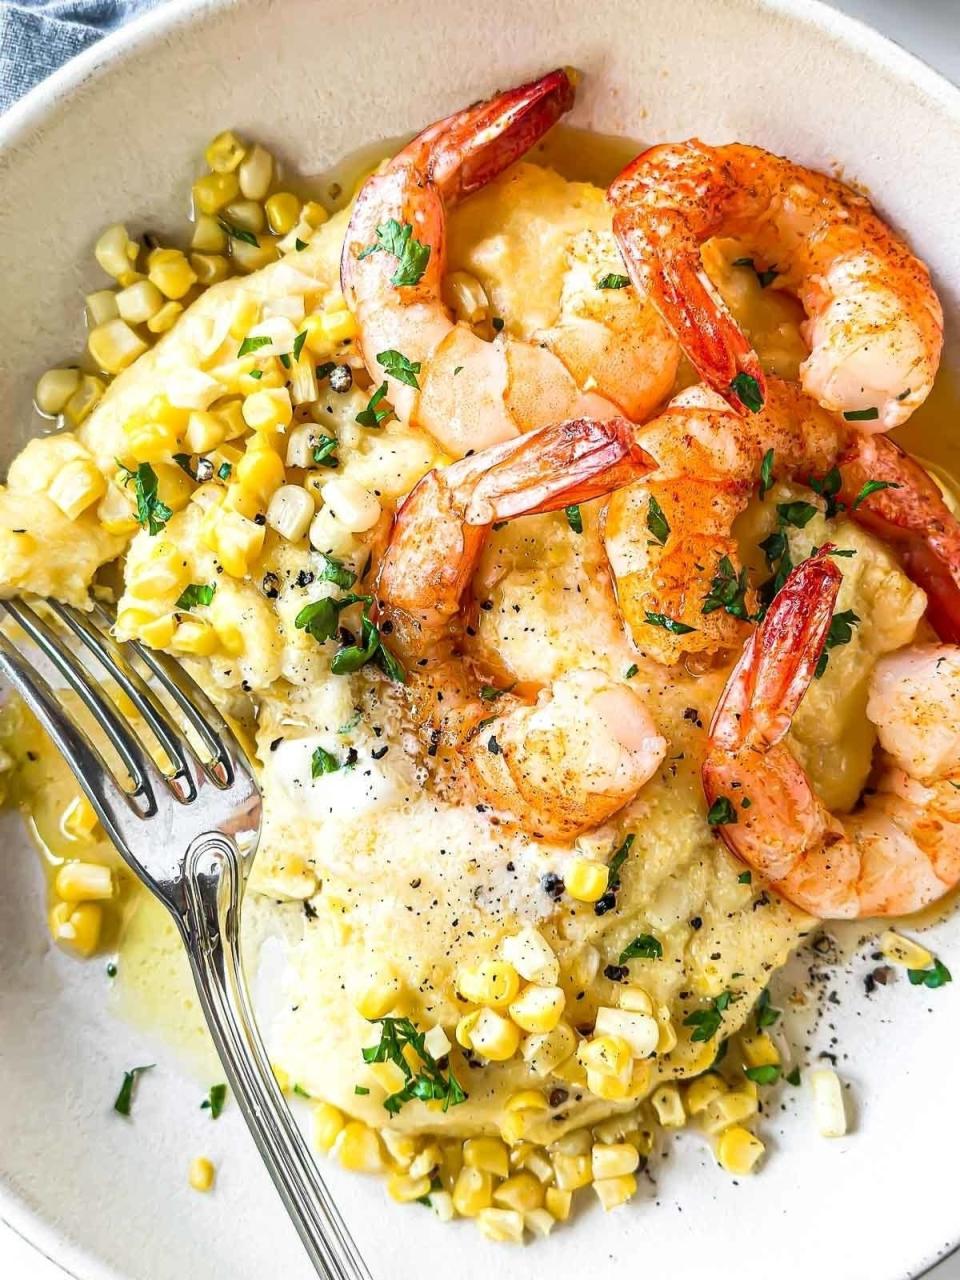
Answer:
[{"xmin": 1, "ymin": 1, "xmax": 960, "ymax": 1278}]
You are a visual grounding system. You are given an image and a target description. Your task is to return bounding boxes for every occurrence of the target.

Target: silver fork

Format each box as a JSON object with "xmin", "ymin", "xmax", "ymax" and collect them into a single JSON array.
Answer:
[{"xmin": 0, "ymin": 597, "xmax": 372, "ymax": 1280}]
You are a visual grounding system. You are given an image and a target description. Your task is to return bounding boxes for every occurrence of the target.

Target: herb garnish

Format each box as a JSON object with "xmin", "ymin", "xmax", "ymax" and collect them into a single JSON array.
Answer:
[
  {"xmin": 117, "ymin": 461, "xmax": 171, "ymax": 536},
  {"xmin": 312, "ymin": 436, "xmax": 339, "ymax": 468},
  {"xmin": 377, "ymin": 348, "xmax": 421, "ymax": 389},
  {"xmin": 776, "ymin": 500, "xmax": 819, "ymax": 529},
  {"xmin": 851, "ymin": 478, "xmax": 901, "ymax": 510},
  {"xmin": 646, "ymin": 495, "xmax": 670, "ymax": 546},
  {"xmin": 843, "ymin": 407, "xmax": 879, "ymax": 422},
  {"xmin": 645, "ymin": 611, "xmax": 696, "ymax": 635},
  {"xmin": 808, "ymin": 466, "xmax": 844, "ymax": 519},
  {"xmin": 292, "ymin": 330, "xmax": 308, "ymax": 363},
  {"xmin": 597, "ymin": 273, "xmax": 630, "ymax": 290},
  {"xmin": 625, "ymin": 663, "xmax": 639, "ymax": 679},
  {"xmin": 480, "ymin": 684, "xmax": 514, "ymax": 702},
  {"xmin": 201, "ymin": 1083, "xmax": 227, "ymax": 1118},
  {"xmin": 295, "ymin": 592, "xmax": 370, "ymax": 645},
  {"xmin": 114, "ymin": 1064, "xmax": 154, "ymax": 1116},
  {"xmin": 733, "ymin": 257, "xmax": 779, "ymax": 289},
  {"xmin": 357, "ymin": 219, "xmax": 431, "ymax": 288},
  {"xmin": 702, "ymin": 555, "xmax": 751, "ymax": 620},
  {"xmin": 354, "ymin": 1085, "xmax": 370, "ymax": 1096},
  {"xmin": 318, "ymin": 554, "xmax": 357, "ymax": 589},
  {"xmin": 730, "ymin": 372, "xmax": 764, "ymax": 413},
  {"xmin": 786, "ymin": 1067, "xmax": 802, "ymax": 1086},
  {"xmin": 707, "ymin": 796, "xmax": 737, "ymax": 826},
  {"xmin": 311, "ymin": 746, "xmax": 346, "ymax": 777},
  {"xmin": 176, "ymin": 582, "xmax": 216, "ymax": 610},
  {"xmin": 217, "ymin": 216, "xmax": 259, "ymax": 247},
  {"xmin": 237, "ymin": 334, "xmax": 272, "ymax": 358},
  {"xmin": 755, "ymin": 988, "xmax": 781, "ymax": 1028},
  {"xmin": 745, "ymin": 1064, "xmax": 780, "ymax": 1086},
  {"xmin": 814, "ymin": 608, "xmax": 860, "ymax": 679},
  {"xmin": 738, "ymin": 870, "xmax": 752, "ymax": 884},
  {"xmin": 759, "ymin": 448, "xmax": 775, "ymax": 499},
  {"xmin": 683, "ymin": 991, "xmax": 738, "ymax": 1042},
  {"xmin": 330, "ymin": 610, "xmax": 405, "ymax": 684},
  {"xmin": 356, "ymin": 382, "xmax": 393, "ymax": 428},
  {"xmin": 295, "ymin": 238, "xmax": 308, "ymax": 252},
  {"xmin": 619, "ymin": 933, "xmax": 663, "ymax": 962},
  {"xmin": 217, "ymin": 461, "xmax": 232, "ymax": 480},
  {"xmin": 907, "ymin": 958, "xmax": 952, "ymax": 989},
  {"xmin": 362, "ymin": 1016, "xmax": 466, "ymax": 1115},
  {"xmin": 565, "ymin": 504, "xmax": 583, "ymax": 534}
]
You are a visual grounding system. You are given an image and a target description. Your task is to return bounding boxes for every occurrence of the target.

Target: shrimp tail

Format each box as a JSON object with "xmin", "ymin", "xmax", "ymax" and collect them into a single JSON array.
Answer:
[
  {"xmin": 839, "ymin": 433, "xmax": 960, "ymax": 643},
  {"xmin": 708, "ymin": 549, "xmax": 842, "ymax": 755}
]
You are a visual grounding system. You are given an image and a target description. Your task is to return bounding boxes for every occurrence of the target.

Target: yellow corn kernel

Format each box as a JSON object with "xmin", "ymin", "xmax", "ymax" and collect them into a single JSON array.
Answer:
[
  {"xmin": 49, "ymin": 901, "xmax": 101, "ymax": 956},
  {"xmin": 62, "ymin": 794, "xmax": 99, "ymax": 841},
  {"xmin": 565, "ymin": 857, "xmax": 609, "ymax": 903},
  {"xmin": 456, "ymin": 959, "xmax": 521, "ymax": 1008},
  {"xmin": 35, "ymin": 367, "xmax": 81, "ymax": 417},
  {"xmin": 586, "ymin": 1069, "xmax": 633, "ymax": 1102},
  {"xmin": 741, "ymin": 1031, "xmax": 781, "ymax": 1069},
  {"xmin": 229, "ymin": 299, "xmax": 261, "ymax": 343},
  {"xmin": 171, "ymin": 618, "xmax": 218, "ymax": 656},
  {"xmin": 880, "ymin": 929, "xmax": 933, "ymax": 971},
  {"xmin": 443, "ymin": 270, "xmax": 490, "ymax": 325},
  {"xmin": 137, "ymin": 614, "xmax": 177, "ymax": 650},
  {"xmin": 122, "ymin": 417, "xmax": 181, "ymax": 463},
  {"xmin": 505, "ymin": 1090, "xmax": 549, "ymax": 1114},
  {"xmin": 116, "ymin": 268, "xmax": 145, "ymax": 289},
  {"xmin": 64, "ymin": 374, "xmax": 105, "ymax": 425},
  {"xmin": 116, "ymin": 279, "xmax": 164, "ymax": 325},
  {"xmin": 188, "ymin": 1156, "xmax": 215, "ymax": 1192},
  {"xmin": 701, "ymin": 1088, "xmax": 759, "ymax": 1135},
  {"xmin": 656, "ymin": 1005, "xmax": 678, "ymax": 1055},
  {"xmin": 242, "ymin": 387, "xmax": 293, "ymax": 433},
  {"xmin": 452, "ymin": 1166, "xmax": 493, "ymax": 1218},
  {"xmin": 463, "ymin": 1137, "xmax": 509, "ymax": 1178},
  {"xmin": 236, "ymin": 443, "xmax": 285, "ymax": 503},
  {"xmin": 355, "ymin": 971, "xmax": 401, "ymax": 1020},
  {"xmin": 272, "ymin": 1063, "xmax": 291, "ymax": 1093},
  {"xmin": 230, "ymin": 236, "xmax": 279, "ymax": 273},
  {"xmin": 86, "ymin": 288, "xmax": 120, "ymax": 326},
  {"xmin": 366, "ymin": 1060, "xmax": 407, "ymax": 1095},
  {"xmin": 476, "ymin": 1207, "xmax": 525, "ymax": 1244},
  {"xmin": 147, "ymin": 301, "xmax": 183, "ymax": 334},
  {"xmin": 578, "ymin": 1034, "xmax": 632, "ymax": 1080},
  {"xmin": 455, "ymin": 1010, "xmax": 481, "ymax": 1050},
  {"xmin": 311, "ymin": 1102, "xmax": 344, "ymax": 1153},
  {"xmin": 184, "ymin": 411, "xmax": 227, "ymax": 455},
  {"xmin": 133, "ymin": 541, "xmax": 191, "ymax": 597},
  {"xmin": 265, "ymin": 191, "xmax": 302, "ymax": 235},
  {"xmin": 238, "ymin": 143, "xmax": 273, "ymax": 200},
  {"xmin": 686, "ymin": 1072, "xmax": 727, "ymax": 1115},
  {"xmin": 153, "ymin": 462, "xmax": 193, "ymax": 513},
  {"xmin": 190, "ymin": 253, "xmax": 231, "ymax": 286},
  {"xmin": 94, "ymin": 223, "xmax": 139, "ymax": 278},
  {"xmin": 224, "ymin": 481, "xmax": 262, "ymax": 521},
  {"xmin": 501, "ymin": 926, "xmax": 560, "ymax": 985},
  {"xmin": 192, "ymin": 214, "xmax": 228, "ymax": 253},
  {"xmin": 205, "ymin": 130, "xmax": 246, "ymax": 173},
  {"xmin": 651, "ymin": 1084, "xmax": 686, "ymax": 1128},
  {"xmin": 716, "ymin": 1126, "xmax": 765, "ymax": 1175},
  {"xmin": 545, "ymin": 1186, "xmax": 572, "ymax": 1221},
  {"xmin": 214, "ymin": 401, "xmax": 246, "ymax": 441},
  {"xmin": 386, "ymin": 1170, "xmax": 432, "ymax": 1204},
  {"xmin": 618, "ymin": 985, "xmax": 654, "ymax": 1014},
  {"xmin": 521, "ymin": 1020, "xmax": 577, "ymax": 1078},
  {"xmin": 552, "ymin": 1153, "xmax": 591, "ymax": 1192},
  {"xmin": 148, "ymin": 249, "xmax": 198, "ymax": 301},
  {"xmin": 594, "ymin": 1006, "xmax": 660, "ymax": 1058},
  {"xmin": 593, "ymin": 1174, "xmax": 638, "ymax": 1211},
  {"xmin": 591, "ymin": 1142, "xmax": 640, "ymax": 1181},
  {"xmin": 304, "ymin": 306, "xmax": 358, "ymax": 355},
  {"xmin": 193, "ymin": 170, "xmax": 240, "ymax": 215},
  {"xmin": 810, "ymin": 1067, "xmax": 847, "ymax": 1138},
  {"xmin": 46, "ymin": 459, "xmax": 107, "ymax": 521},
  {"xmin": 88, "ymin": 319, "xmax": 148, "ymax": 375},
  {"xmin": 381, "ymin": 1129, "xmax": 420, "ymax": 1169},
  {"xmin": 54, "ymin": 861, "xmax": 113, "ymax": 902},
  {"xmin": 524, "ymin": 1207, "xmax": 555, "ymax": 1239},
  {"xmin": 469, "ymin": 1009, "xmax": 521, "ymax": 1062},
  {"xmin": 508, "ymin": 985, "xmax": 565, "ymax": 1034},
  {"xmin": 336, "ymin": 1121, "xmax": 383, "ymax": 1173},
  {"xmin": 200, "ymin": 506, "xmax": 265, "ymax": 578},
  {"xmin": 513, "ymin": 1146, "xmax": 553, "ymax": 1184}
]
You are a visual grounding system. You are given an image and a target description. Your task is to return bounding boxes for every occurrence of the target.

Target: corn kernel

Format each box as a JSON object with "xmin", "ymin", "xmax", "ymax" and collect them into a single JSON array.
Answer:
[
  {"xmin": 171, "ymin": 618, "xmax": 218, "ymax": 656},
  {"xmin": 148, "ymin": 301, "xmax": 183, "ymax": 334},
  {"xmin": 122, "ymin": 417, "xmax": 181, "ymax": 463},
  {"xmin": 54, "ymin": 861, "xmax": 113, "ymax": 902},
  {"xmin": 552, "ymin": 1153, "xmax": 591, "ymax": 1192},
  {"xmin": 304, "ymin": 306, "xmax": 358, "ymax": 354},
  {"xmin": 384, "ymin": 1170, "xmax": 430, "ymax": 1203},
  {"xmin": 355, "ymin": 971, "xmax": 401, "ymax": 1019},
  {"xmin": 880, "ymin": 929, "xmax": 933, "ymax": 971},
  {"xmin": 508, "ymin": 984, "xmax": 565, "ymax": 1034},
  {"xmin": 810, "ymin": 1067, "xmax": 847, "ymax": 1138},
  {"xmin": 545, "ymin": 1186, "xmax": 571, "ymax": 1220},
  {"xmin": 470, "ymin": 1008, "xmax": 520, "ymax": 1062},
  {"xmin": 88, "ymin": 318, "xmax": 148, "ymax": 375},
  {"xmin": 476, "ymin": 1207, "xmax": 525, "ymax": 1243},
  {"xmin": 35, "ymin": 367, "xmax": 81, "ymax": 417},
  {"xmin": 224, "ymin": 481, "xmax": 262, "ymax": 521},
  {"xmin": 148, "ymin": 249, "xmax": 198, "ymax": 301},
  {"xmin": 505, "ymin": 1090, "xmax": 548, "ymax": 1114},
  {"xmin": 452, "ymin": 1166, "xmax": 493, "ymax": 1217},
  {"xmin": 521, "ymin": 1021, "xmax": 577, "ymax": 1077},
  {"xmin": 193, "ymin": 171, "xmax": 240, "ymax": 215},
  {"xmin": 192, "ymin": 214, "xmax": 228, "ymax": 253},
  {"xmin": 320, "ymin": 475, "xmax": 381, "ymax": 534},
  {"xmin": 62, "ymin": 794, "xmax": 99, "ymax": 841},
  {"xmin": 236, "ymin": 443, "xmax": 285, "ymax": 502},
  {"xmin": 231, "ymin": 236, "xmax": 279, "ymax": 273},
  {"xmin": 311, "ymin": 1101, "xmax": 344, "ymax": 1152},
  {"xmin": 116, "ymin": 279, "xmax": 164, "ymax": 325},
  {"xmin": 651, "ymin": 1084, "xmax": 686, "ymax": 1128},
  {"xmin": 586, "ymin": 1069, "xmax": 632, "ymax": 1102},
  {"xmin": 335, "ymin": 1121, "xmax": 383, "ymax": 1172},
  {"xmin": 183, "ymin": 411, "xmax": 226, "ymax": 455},
  {"xmin": 656, "ymin": 1006, "xmax": 678, "ymax": 1055},
  {"xmin": 49, "ymin": 901, "xmax": 101, "ymax": 956},
  {"xmin": 443, "ymin": 270, "xmax": 489, "ymax": 325},
  {"xmin": 200, "ymin": 506, "xmax": 265, "ymax": 578},
  {"xmin": 64, "ymin": 374, "xmax": 105, "ymax": 425},
  {"xmin": 579, "ymin": 1034, "xmax": 632, "ymax": 1080},
  {"xmin": 188, "ymin": 1157, "xmax": 215, "ymax": 1192},
  {"xmin": 205, "ymin": 130, "xmax": 246, "ymax": 173},
  {"xmin": 265, "ymin": 192, "xmax": 302, "ymax": 236},
  {"xmin": 153, "ymin": 462, "xmax": 193, "ymax": 512},
  {"xmin": 238, "ymin": 144, "xmax": 273, "ymax": 200},
  {"xmin": 501, "ymin": 926, "xmax": 559, "ymax": 985},
  {"xmin": 716, "ymin": 1126, "xmax": 765, "ymax": 1175},
  {"xmin": 685, "ymin": 1072, "xmax": 727, "ymax": 1115},
  {"xmin": 381, "ymin": 1129, "xmax": 420, "ymax": 1169},
  {"xmin": 701, "ymin": 1088, "xmax": 758, "ymax": 1135},
  {"xmin": 191, "ymin": 253, "xmax": 231, "ymax": 286},
  {"xmin": 741, "ymin": 1031, "xmax": 781, "ymax": 1069},
  {"xmin": 618, "ymin": 985, "xmax": 654, "ymax": 1014},
  {"xmin": 423, "ymin": 1025, "xmax": 451, "ymax": 1061},
  {"xmin": 95, "ymin": 224, "xmax": 139, "ymax": 278},
  {"xmin": 591, "ymin": 1142, "xmax": 640, "ymax": 1181},
  {"xmin": 455, "ymin": 1010, "xmax": 482, "ymax": 1050},
  {"xmin": 137, "ymin": 614, "xmax": 177, "ymax": 650},
  {"xmin": 47, "ymin": 459, "xmax": 107, "ymax": 521},
  {"xmin": 463, "ymin": 1137, "xmax": 509, "ymax": 1179},
  {"xmin": 525, "ymin": 1208, "xmax": 555, "ymax": 1238},
  {"xmin": 242, "ymin": 387, "xmax": 293, "ymax": 433},
  {"xmin": 457, "ymin": 959, "xmax": 521, "ymax": 1008},
  {"xmin": 593, "ymin": 1173, "xmax": 638, "ymax": 1210},
  {"xmin": 408, "ymin": 1143, "xmax": 441, "ymax": 1180},
  {"xmin": 594, "ymin": 1006, "xmax": 659, "ymax": 1059},
  {"xmin": 565, "ymin": 857, "xmax": 609, "ymax": 903}
]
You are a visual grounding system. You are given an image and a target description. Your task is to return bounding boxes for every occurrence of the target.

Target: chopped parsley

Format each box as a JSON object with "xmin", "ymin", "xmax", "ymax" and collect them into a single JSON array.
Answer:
[
  {"xmin": 786, "ymin": 1067, "xmax": 802, "ymax": 1086},
  {"xmin": 480, "ymin": 684, "xmax": 513, "ymax": 702},
  {"xmin": 738, "ymin": 870, "xmax": 752, "ymax": 884},
  {"xmin": 318, "ymin": 554, "xmax": 357, "ymax": 590},
  {"xmin": 683, "ymin": 991, "xmax": 737, "ymax": 1042},
  {"xmin": 597, "ymin": 273, "xmax": 630, "ymax": 290},
  {"xmin": 295, "ymin": 238, "xmax": 308, "ymax": 252},
  {"xmin": 808, "ymin": 466, "xmax": 843, "ymax": 519},
  {"xmin": 644, "ymin": 611, "xmax": 696, "ymax": 635},
  {"xmin": 759, "ymin": 448, "xmax": 775, "ymax": 499},
  {"xmin": 851, "ymin": 478, "xmax": 901, "ymax": 510},
  {"xmin": 355, "ymin": 382, "xmax": 393, "ymax": 428},
  {"xmin": 117, "ymin": 461, "xmax": 171, "ymax": 536},
  {"xmin": 814, "ymin": 608, "xmax": 860, "ymax": 679},
  {"xmin": 776, "ymin": 500, "xmax": 819, "ymax": 529},
  {"xmin": 745, "ymin": 1064, "xmax": 780, "ymax": 1086},
  {"xmin": 114, "ymin": 1064, "xmax": 154, "ymax": 1116},
  {"xmin": 907, "ymin": 958, "xmax": 952, "ymax": 989},
  {"xmin": 295, "ymin": 592, "xmax": 370, "ymax": 645},
  {"xmin": 843, "ymin": 407, "xmax": 879, "ymax": 422},
  {"xmin": 357, "ymin": 219, "xmax": 431, "ymax": 288},
  {"xmin": 201, "ymin": 1083, "xmax": 227, "ymax": 1119},
  {"xmin": 311, "ymin": 746, "xmax": 346, "ymax": 777},
  {"xmin": 362, "ymin": 1016, "xmax": 466, "ymax": 1116},
  {"xmin": 331, "ymin": 610, "xmax": 406, "ymax": 684},
  {"xmin": 755, "ymin": 988, "xmax": 781, "ymax": 1028},
  {"xmin": 625, "ymin": 663, "xmax": 639, "ymax": 679},
  {"xmin": 732, "ymin": 257, "xmax": 779, "ymax": 288},
  {"xmin": 217, "ymin": 461, "xmax": 232, "ymax": 480},
  {"xmin": 248, "ymin": 369, "xmax": 263, "ymax": 380},
  {"xmin": 729, "ymin": 371, "xmax": 764, "ymax": 413},
  {"xmin": 565, "ymin": 504, "xmax": 583, "ymax": 534},
  {"xmin": 176, "ymin": 582, "xmax": 216, "ymax": 610},
  {"xmin": 292, "ymin": 330, "xmax": 308, "ymax": 363},
  {"xmin": 354, "ymin": 1085, "xmax": 370, "ymax": 1096},
  {"xmin": 217, "ymin": 216, "xmax": 259, "ymax": 247},
  {"xmin": 702, "ymin": 554, "xmax": 751, "ymax": 620},
  {"xmin": 619, "ymin": 933, "xmax": 663, "ymax": 962},
  {"xmin": 607, "ymin": 834, "xmax": 634, "ymax": 890},
  {"xmin": 377, "ymin": 348, "xmax": 421, "ymax": 389},
  {"xmin": 312, "ymin": 436, "xmax": 339, "ymax": 468},
  {"xmin": 237, "ymin": 334, "xmax": 272, "ymax": 358},
  {"xmin": 707, "ymin": 796, "xmax": 737, "ymax": 826},
  {"xmin": 646, "ymin": 495, "xmax": 670, "ymax": 546}
]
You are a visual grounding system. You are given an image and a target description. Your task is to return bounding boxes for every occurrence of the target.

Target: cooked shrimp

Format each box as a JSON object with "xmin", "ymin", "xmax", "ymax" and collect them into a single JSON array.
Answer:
[
  {"xmin": 342, "ymin": 70, "xmax": 678, "ymax": 457},
  {"xmin": 703, "ymin": 549, "xmax": 960, "ymax": 917},
  {"xmin": 839, "ymin": 432, "xmax": 960, "ymax": 643},
  {"xmin": 376, "ymin": 416, "xmax": 666, "ymax": 838},
  {"xmin": 609, "ymin": 140, "xmax": 943, "ymax": 428},
  {"xmin": 603, "ymin": 379, "xmax": 843, "ymax": 665}
]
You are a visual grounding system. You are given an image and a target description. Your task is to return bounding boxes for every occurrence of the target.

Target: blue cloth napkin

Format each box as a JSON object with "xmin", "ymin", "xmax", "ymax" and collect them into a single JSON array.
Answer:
[{"xmin": 0, "ymin": 0, "xmax": 161, "ymax": 113}]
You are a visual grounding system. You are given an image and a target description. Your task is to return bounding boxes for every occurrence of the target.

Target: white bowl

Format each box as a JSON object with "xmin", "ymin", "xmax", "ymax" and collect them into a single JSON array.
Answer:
[{"xmin": 2, "ymin": 2, "xmax": 959, "ymax": 1278}]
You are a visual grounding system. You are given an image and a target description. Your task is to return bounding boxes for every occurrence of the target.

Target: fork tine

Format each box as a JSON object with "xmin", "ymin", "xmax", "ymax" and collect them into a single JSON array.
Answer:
[
  {"xmin": 0, "ymin": 628, "xmax": 142, "ymax": 840},
  {"xmin": 2, "ymin": 600, "xmax": 160, "ymax": 808},
  {"xmin": 47, "ymin": 601, "xmax": 198, "ymax": 802}
]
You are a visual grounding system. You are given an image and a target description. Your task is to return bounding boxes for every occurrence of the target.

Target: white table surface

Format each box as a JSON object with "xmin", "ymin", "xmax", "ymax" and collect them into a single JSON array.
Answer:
[{"xmin": 2, "ymin": 0, "xmax": 958, "ymax": 1277}]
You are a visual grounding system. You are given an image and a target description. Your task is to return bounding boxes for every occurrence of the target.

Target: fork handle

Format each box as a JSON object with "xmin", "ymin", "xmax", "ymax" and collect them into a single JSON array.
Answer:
[{"xmin": 180, "ymin": 832, "xmax": 373, "ymax": 1280}]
